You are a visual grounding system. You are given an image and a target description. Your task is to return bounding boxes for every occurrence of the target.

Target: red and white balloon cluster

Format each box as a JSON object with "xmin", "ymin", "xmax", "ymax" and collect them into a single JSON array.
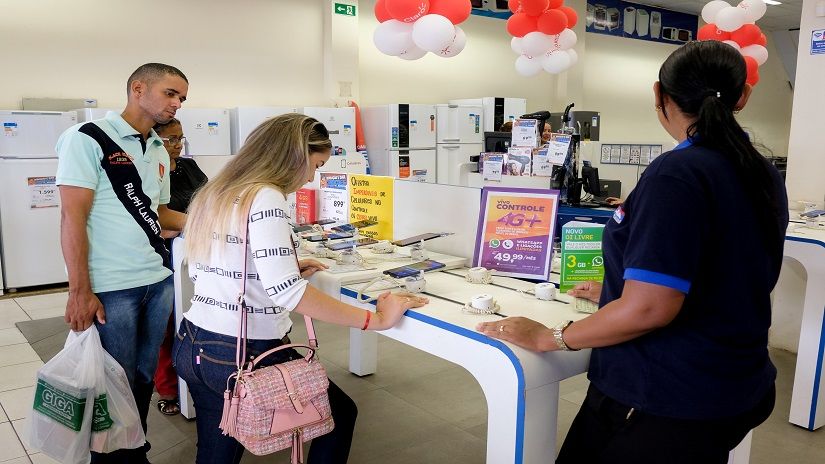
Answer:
[
  {"xmin": 507, "ymin": 0, "xmax": 579, "ymax": 76},
  {"xmin": 698, "ymin": 0, "xmax": 768, "ymax": 86},
  {"xmin": 373, "ymin": 0, "xmax": 472, "ymax": 60}
]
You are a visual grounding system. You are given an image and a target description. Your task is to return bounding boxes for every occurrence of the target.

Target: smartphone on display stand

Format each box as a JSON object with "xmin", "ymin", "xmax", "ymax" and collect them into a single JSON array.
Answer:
[
  {"xmin": 325, "ymin": 238, "xmax": 379, "ymax": 251},
  {"xmin": 383, "ymin": 260, "xmax": 446, "ymax": 279},
  {"xmin": 392, "ymin": 233, "xmax": 444, "ymax": 247}
]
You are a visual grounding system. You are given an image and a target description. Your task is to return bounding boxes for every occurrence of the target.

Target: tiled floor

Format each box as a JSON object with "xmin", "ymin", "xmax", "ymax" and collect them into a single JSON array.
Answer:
[{"xmin": 1, "ymin": 290, "xmax": 824, "ymax": 463}]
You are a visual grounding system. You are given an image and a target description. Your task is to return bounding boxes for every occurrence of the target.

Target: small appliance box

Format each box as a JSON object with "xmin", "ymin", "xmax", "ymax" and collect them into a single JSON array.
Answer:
[
  {"xmin": 505, "ymin": 147, "xmax": 532, "ymax": 176},
  {"xmin": 560, "ymin": 221, "xmax": 605, "ymax": 292},
  {"xmin": 295, "ymin": 188, "xmax": 316, "ymax": 225}
]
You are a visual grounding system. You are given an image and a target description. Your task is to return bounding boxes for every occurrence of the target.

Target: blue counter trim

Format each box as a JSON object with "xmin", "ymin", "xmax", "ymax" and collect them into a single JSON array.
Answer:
[
  {"xmin": 810, "ymin": 308, "xmax": 825, "ymax": 430},
  {"xmin": 340, "ymin": 286, "xmax": 527, "ymax": 463}
]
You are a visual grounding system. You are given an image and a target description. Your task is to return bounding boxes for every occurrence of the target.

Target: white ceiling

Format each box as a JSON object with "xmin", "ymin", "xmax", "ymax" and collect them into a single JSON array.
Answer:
[{"xmin": 635, "ymin": 0, "xmax": 803, "ymax": 31}]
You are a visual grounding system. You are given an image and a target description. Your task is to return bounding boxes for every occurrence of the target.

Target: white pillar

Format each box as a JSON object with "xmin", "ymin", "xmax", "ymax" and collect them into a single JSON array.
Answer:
[
  {"xmin": 785, "ymin": 0, "xmax": 825, "ymax": 209},
  {"xmin": 323, "ymin": 0, "xmax": 361, "ymax": 107}
]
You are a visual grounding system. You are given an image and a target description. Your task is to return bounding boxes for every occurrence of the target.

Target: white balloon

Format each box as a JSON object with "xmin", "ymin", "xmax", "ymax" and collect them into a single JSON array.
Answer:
[
  {"xmin": 701, "ymin": 0, "xmax": 731, "ymax": 24},
  {"xmin": 399, "ymin": 46, "xmax": 428, "ymax": 60},
  {"xmin": 741, "ymin": 44, "xmax": 768, "ymax": 65},
  {"xmin": 412, "ymin": 14, "xmax": 456, "ymax": 53},
  {"xmin": 738, "ymin": 0, "xmax": 767, "ymax": 22},
  {"xmin": 715, "ymin": 6, "xmax": 747, "ymax": 32},
  {"xmin": 542, "ymin": 50, "xmax": 572, "ymax": 74},
  {"xmin": 567, "ymin": 49, "xmax": 579, "ymax": 66},
  {"xmin": 522, "ymin": 31, "xmax": 554, "ymax": 57},
  {"xmin": 511, "ymin": 37, "xmax": 524, "ymax": 55},
  {"xmin": 722, "ymin": 39, "xmax": 741, "ymax": 51},
  {"xmin": 437, "ymin": 26, "xmax": 467, "ymax": 58},
  {"xmin": 515, "ymin": 54, "xmax": 543, "ymax": 77},
  {"xmin": 558, "ymin": 29, "xmax": 578, "ymax": 50},
  {"xmin": 373, "ymin": 20, "xmax": 415, "ymax": 56}
]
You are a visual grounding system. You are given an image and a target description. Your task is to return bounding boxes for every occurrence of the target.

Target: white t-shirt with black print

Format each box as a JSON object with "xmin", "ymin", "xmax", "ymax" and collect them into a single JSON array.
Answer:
[{"xmin": 184, "ymin": 187, "xmax": 308, "ymax": 340}]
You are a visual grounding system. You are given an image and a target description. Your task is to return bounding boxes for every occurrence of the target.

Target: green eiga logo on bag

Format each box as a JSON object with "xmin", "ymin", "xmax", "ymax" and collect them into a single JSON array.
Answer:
[
  {"xmin": 33, "ymin": 379, "xmax": 87, "ymax": 431},
  {"xmin": 92, "ymin": 393, "xmax": 113, "ymax": 432}
]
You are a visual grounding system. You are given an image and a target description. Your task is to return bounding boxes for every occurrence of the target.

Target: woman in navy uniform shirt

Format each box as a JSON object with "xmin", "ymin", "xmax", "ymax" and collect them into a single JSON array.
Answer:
[{"xmin": 477, "ymin": 41, "xmax": 788, "ymax": 463}]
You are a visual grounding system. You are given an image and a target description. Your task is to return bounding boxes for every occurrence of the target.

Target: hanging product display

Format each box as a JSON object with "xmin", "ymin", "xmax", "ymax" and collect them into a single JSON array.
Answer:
[
  {"xmin": 373, "ymin": 0, "xmax": 473, "ymax": 60},
  {"xmin": 507, "ymin": 0, "xmax": 580, "ymax": 76},
  {"xmin": 697, "ymin": 0, "xmax": 768, "ymax": 85}
]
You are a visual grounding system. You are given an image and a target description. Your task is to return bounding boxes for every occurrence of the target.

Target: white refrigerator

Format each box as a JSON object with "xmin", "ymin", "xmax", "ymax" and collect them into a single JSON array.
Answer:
[
  {"xmin": 362, "ymin": 104, "xmax": 437, "ymax": 182},
  {"xmin": 449, "ymin": 97, "xmax": 527, "ymax": 133},
  {"xmin": 300, "ymin": 106, "xmax": 366, "ymax": 174},
  {"xmin": 0, "ymin": 110, "xmax": 77, "ymax": 290},
  {"xmin": 230, "ymin": 106, "xmax": 298, "ymax": 154},
  {"xmin": 435, "ymin": 104, "xmax": 484, "ymax": 186}
]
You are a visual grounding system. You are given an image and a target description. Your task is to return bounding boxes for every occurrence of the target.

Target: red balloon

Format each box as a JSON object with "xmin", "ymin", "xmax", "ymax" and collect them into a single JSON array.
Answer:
[
  {"xmin": 746, "ymin": 69, "xmax": 760, "ymax": 86},
  {"xmin": 757, "ymin": 33, "xmax": 767, "ymax": 46},
  {"xmin": 697, "ymin": 24, "xmax": 731, "ymax": 41},
  {"xmin": 731, "ymin": 24, "xmax": 762, "ymax": 47},
  {"xmin": 521, "ymin": 0, "xmax": 549, "ymax": 16},
  {"xmin": 509, "ymin": 0, "xmax": 520, "ymax": 13},
  {"xmin": 559, "ymin": 6, "xmax": 578, "ymax": 28},
  {"xmin": 537, "ymin": 9, "xmax": 568, "ymax": 35},
  {"xmin": 386, "ymin": 0, "xmax": 430, "ymax": 23},
  {"xmin": 548, "ymin": 0, "xmax": 564, "ymax": 8},
  {"xmin": 428, "ymin": 0, "xmax": 472, "ymax": 24},
  {"xmin": 375, "ymin": 0, "xmax": 393, "ymax": 22},
  {"xmin": 507, "ymin": 12, "xmax": 539, "ymax": 37},
  {"xmin": 744, "ymin": 55, "xmax": 759, "ymax": 80}
]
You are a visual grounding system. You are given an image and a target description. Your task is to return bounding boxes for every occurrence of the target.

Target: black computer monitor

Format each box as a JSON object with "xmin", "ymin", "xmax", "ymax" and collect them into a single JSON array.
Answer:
[
  {"xmin": 483, "ymin": 131, "xmax": 512, "ymax": 153},
  {"xmin": 581, "ymin": 165, "xmax": 602, "ymax": 197}
]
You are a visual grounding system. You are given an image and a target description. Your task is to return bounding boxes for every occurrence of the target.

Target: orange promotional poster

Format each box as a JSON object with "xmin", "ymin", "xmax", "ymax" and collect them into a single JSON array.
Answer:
[{"xmin": 473, "ymin": 187, "xmax": 559, "ymax": 280}]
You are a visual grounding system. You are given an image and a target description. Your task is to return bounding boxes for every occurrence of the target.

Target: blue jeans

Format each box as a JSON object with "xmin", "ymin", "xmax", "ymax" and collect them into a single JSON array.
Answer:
[
  {"xmin": 91, "ymin": 275, "xmax": 174, "ymax": 463},
  {"xmin": 173, "ymin": 319, "xmax": 357, "ymax": 464}
]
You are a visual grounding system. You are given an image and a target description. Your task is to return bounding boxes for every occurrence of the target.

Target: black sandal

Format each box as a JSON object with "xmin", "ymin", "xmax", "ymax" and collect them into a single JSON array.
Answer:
[{"xmin": 157, "ymin": 398, "xmax": 180, "ymax": 416}]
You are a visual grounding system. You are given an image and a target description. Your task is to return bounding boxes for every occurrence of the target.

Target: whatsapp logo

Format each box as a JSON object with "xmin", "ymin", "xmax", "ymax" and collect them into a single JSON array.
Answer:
[{"xmin": 490, "ymin": 239, "xmax": 501, "ymax": 248}]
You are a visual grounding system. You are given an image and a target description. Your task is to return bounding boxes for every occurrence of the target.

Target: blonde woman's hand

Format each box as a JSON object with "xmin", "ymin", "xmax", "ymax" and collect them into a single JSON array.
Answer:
[
  {"xmin": 298, "ymin": 259, "xmax": 328, "ymax": 278},
  {"xmin": 373, "ymin": 292, "xmax": 428, "ymax": 330},
  {"xmin": 566, "ymin": 281, "xmax": 602, "ymax": 303}
]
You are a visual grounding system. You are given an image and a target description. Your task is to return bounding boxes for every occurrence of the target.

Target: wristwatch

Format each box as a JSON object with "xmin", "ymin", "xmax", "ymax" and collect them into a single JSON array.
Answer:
[{"xmin": 553, "ymin": 320, "xmax": 577, "ymax": 351}]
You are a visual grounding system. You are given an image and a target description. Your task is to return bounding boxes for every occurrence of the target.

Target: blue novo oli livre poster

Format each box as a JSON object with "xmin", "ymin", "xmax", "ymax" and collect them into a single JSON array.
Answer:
[{"xmin": 586, "ymin": 0, "xmax": 698, "ymax": 45}]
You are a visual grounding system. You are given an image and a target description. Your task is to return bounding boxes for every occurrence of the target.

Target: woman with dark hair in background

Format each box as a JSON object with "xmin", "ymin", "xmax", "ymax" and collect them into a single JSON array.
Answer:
[
  {"xmin": 477, "ymin": 40, "xmax": 788, "ymax": 463},
  {"xmin": 154, "ymin": 118, "xmax": 207, "ymax": 415}
]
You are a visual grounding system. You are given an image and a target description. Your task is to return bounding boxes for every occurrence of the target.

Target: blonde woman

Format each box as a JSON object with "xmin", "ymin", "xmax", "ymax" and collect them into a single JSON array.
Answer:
[{"xmin": 175, "ymin": 113, "xmax": 427, "ymax": 464}]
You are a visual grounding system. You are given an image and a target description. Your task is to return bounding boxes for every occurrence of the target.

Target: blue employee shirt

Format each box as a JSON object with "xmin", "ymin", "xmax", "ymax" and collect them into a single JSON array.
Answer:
[
  {"xmin": 589, "ymin": 139, "xmax": 788, "ymax": 420},
  {"xmin": 56, "ymin": 111, "xmax": 172, "ymax": 293}
]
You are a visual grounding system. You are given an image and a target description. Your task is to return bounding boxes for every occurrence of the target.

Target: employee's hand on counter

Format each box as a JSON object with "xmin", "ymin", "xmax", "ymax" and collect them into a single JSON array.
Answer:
[
  {"xmin": 566, "ymin": 281, "xmax": 603, "ymax": 303},
  {"xmin": 373, "ymin": 292, "xmax": 429, "ymax": 330},
  {"xmin": 298, "ymin": 259, "xmax": 329, "ymax": 278},
  {"xmin": 65, "ymin": 289, "xmax": 106, "ymax": 332},
  {"xmin": 476, "ymin": 317, "xmax": 556, "ymax": 352},
  {"xmin": 606, "ymin": 197, "xmax": 624, "ymax": 206}
]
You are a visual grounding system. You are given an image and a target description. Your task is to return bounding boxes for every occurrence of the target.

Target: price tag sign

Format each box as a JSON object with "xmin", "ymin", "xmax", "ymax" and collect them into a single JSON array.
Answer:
[
  {"xmin": 560, "ymin": 221, "xmax": 605, "ymax": 291},
  {"xmin": 348, "ymin": 174, "xmax": 393, "ymax": 240},
  {"xmin": 29, "ymin": 176, "xmax": 58, "ymax": 209},
  {"xmin": 473, "ymin": 186, "xmax": 559, "ymax": 280},
  {"xmin": 319, "ymin": 173, "xmax": 349, "ymax": 223}
]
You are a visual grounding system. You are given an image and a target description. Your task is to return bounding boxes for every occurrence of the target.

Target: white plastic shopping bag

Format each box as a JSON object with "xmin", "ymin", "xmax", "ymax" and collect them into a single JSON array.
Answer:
[
  {"xmin": 28, "ymin": 327, "xmax": 104, "ymax": 464},
  {"xmin": 89, "ymin": 350, "xmax": 145, "ymax": 453}
]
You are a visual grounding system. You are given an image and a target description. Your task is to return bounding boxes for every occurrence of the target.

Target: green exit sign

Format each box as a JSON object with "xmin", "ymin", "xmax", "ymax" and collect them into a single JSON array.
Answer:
[{"xmin": 334, "ymin": 3, "xmax": 356, "ymax": 16}]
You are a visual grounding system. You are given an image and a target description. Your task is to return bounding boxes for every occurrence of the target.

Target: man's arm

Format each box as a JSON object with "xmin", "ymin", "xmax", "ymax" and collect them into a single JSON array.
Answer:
[
  {"xmin": 59, "ymin": 185, "xmax": 105, "ymax": 331},
  {"xmin": 157, "ymin": 204, "xmax": 186, "ymax": 231}
]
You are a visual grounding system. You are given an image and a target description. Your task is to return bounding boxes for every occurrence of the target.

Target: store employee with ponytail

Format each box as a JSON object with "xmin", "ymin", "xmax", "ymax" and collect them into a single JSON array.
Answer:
[{"xmin": 477, "ymin": 40, "xmax": 788, "ymax": 463}]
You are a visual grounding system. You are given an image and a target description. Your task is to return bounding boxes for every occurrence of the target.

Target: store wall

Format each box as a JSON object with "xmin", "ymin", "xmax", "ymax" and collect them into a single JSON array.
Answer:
[
  {"xmin": 0, "ymin": 0, "xmax": 327, "ymax": 109},
  {"xmin": 358, "ymin": 1, "xmax": 558, "ymax": 112},
  {"xmin": 577, "ymin": 33, "xmax": 794, "ymax": 198}
]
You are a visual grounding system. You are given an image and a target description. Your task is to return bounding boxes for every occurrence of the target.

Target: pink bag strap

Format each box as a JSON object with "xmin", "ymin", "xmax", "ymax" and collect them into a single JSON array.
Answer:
[{"xmin": 233, "ymin": 199, "xmax": 319, "ymax": 371}]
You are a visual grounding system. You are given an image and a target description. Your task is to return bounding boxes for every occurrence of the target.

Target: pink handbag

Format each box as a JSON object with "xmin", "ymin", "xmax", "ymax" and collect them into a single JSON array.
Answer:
[{"xmin": 218, "ymin": 210, "xmax": 334, "ymax": 463}]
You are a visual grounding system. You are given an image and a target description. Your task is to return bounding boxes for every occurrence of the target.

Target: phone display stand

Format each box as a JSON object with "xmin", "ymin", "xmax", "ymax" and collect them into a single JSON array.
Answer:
[
  {"xmin": 466, "ymin": 267, "xmax": 494, "ymax": 284},
  {"xmin": 371, "ymin": 240, "xmax": 396, "ymax": 254},
  {"xmin": 410, "ymin": 241, "xmax": 429, "ymax": 261}
]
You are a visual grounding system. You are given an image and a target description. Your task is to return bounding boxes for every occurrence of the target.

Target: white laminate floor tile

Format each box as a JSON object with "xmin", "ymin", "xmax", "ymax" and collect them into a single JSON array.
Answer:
[
  {"xmin": 0, "ymin": 362, "xmax": 43, "ymax": 393},
  {"xmin": 0, "ymin": 421, "xmax": 27, "ymax": 461},
  {"xmin": 0, "ymin": 386, "xmax": 35, "ymax": 422},
  {"xmin": 13, "ymin": 294, "xmax": 68, "ymax": 313}
]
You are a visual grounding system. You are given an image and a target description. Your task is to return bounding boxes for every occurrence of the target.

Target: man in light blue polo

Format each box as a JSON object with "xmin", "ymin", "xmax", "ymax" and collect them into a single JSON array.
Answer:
[{"xmin": 56, "ymin": 63, "xmax": 188, "ymax": 463}]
